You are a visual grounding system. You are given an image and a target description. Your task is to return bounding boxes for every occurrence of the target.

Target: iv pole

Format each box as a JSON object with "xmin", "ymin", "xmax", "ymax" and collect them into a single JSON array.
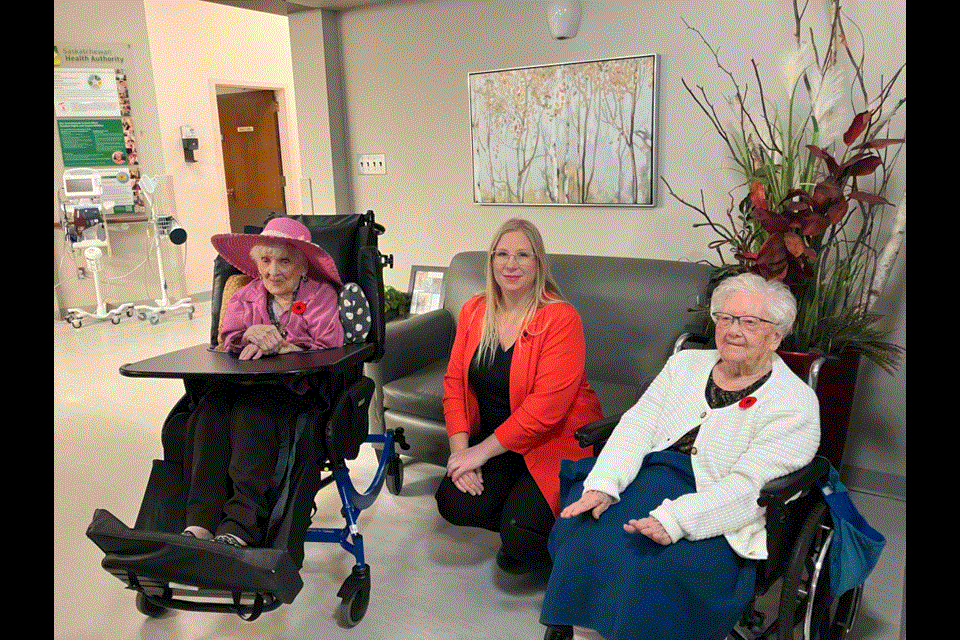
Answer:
[{"xmin": 134, "ymin": 175, "xmax": 194, "ymax": 324}]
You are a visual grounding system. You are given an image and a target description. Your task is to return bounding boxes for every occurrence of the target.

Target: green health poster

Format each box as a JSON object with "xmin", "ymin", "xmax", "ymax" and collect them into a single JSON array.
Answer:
[{"xmin": 57, "ymin": 118, "xmax": 128, "ymax": 167}]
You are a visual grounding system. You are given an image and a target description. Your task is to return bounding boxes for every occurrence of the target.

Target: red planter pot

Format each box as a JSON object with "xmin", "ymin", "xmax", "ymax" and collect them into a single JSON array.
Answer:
[{"xmin": 776, "ymin": 350, "xmax": 860, "ymax": 469}]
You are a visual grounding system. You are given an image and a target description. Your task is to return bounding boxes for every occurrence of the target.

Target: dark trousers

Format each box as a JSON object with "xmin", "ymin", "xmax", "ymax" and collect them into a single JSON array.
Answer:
[
  {"xmin": 435, "ymin": 447, "xmax": 555, "ymax": 569},
  {"xmin": 183, "ymin": 382, "xmax": 311, "ymax": 545}
]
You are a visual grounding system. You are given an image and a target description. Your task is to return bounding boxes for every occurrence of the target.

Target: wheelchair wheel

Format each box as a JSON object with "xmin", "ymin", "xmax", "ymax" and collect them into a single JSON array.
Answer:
[
  {"xmin": 135, "ymin": 591, "xmax": 166, "ymax": 618},
  {"xmin": 386, "ymin": 454, "xmax": 403, "ymax": 495},
  {"xmin": 778, "ymin": 501, "xmax": 862, "ymax": 640},
  {"xmin": 337, "ymin": 565, "xmax": 370, "ymax": 627}
]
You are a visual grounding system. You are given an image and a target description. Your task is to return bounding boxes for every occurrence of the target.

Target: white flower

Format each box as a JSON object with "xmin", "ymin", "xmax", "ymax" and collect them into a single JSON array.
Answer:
[
  {"xmin": 781, "ymin": 42, "xmax": 814, "ymax": 97},
  {"xmin": 809, "ymin": 62, "xmax": 846, "ymax": 147}
]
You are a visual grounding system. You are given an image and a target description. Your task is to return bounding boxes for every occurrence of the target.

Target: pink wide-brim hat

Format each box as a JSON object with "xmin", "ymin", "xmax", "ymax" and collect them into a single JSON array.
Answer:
[{"xmin": 210, "ymin": 217, "xmax": 342, "ymax": 287}]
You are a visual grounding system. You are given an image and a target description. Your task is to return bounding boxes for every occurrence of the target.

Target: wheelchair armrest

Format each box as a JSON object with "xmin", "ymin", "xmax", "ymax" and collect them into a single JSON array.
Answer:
[
  {"xmin": 574, "ymin": 413, "xmax": 622, "ymax": 449},
  {"xmin": 673, "ymin": 331, "xmax": 712, "ymax": 353},
  {"xmin": 757, "ymin": 455, "xmax": 830, "ymax": 508}
]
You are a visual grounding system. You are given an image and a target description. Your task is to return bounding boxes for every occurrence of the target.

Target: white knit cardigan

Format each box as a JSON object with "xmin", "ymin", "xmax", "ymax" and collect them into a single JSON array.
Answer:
[{"xmin": 582, "ymin": 349, "xmax": 820, "ymax": 560}]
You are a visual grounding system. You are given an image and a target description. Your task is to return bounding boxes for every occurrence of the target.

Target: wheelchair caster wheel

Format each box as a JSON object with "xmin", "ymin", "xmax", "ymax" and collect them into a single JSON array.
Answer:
[
  {"xmin": 386, "ymin": 455, "xmax": 403, "ymax": 495},
  {"xmin": 135, "ymin": 592, "xmax": 166, "ymax": 618},
  {"xmin": 337, "ymin": 565, "xmax": 370, "ymax": 627}
]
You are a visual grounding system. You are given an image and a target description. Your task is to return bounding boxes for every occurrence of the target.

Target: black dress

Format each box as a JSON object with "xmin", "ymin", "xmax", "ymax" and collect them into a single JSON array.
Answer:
[{"xmin": 435, "ymin": 344, "xmax": 556, "ymax": 568}]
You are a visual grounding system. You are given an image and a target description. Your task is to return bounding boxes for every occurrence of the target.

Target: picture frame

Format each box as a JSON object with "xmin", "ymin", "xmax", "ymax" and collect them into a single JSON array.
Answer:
[
  {"xmin": 408, "ymin": 266, "xmax": 447, "ymax": 315},
  {"xmin": 469, "ymin": 54, "xmax": 658, "ymax": 207}
]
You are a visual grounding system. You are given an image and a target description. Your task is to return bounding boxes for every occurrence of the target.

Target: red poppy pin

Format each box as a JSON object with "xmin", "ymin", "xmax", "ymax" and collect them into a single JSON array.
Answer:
[
  {"xmin": 739, "ymin": 396, "xmax": 757, "ymax": 409},
  {"xmin": 291, "ymin": 301, "xmax": 306, "ymax": 315}
]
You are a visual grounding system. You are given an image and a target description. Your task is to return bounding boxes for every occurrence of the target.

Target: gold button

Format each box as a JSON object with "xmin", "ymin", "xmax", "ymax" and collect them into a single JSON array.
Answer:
[{"xmin": 690, "ymin": 447, "xmax": 698, "ymax": 455}]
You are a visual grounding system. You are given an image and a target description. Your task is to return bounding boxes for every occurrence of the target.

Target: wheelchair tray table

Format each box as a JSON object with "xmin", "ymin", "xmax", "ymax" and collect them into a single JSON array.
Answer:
[
  {"xmin": 119, "ymin": 342, "xmax": 375, "ymax": 381},
  {"xmin": 93, "ymin": 341, "xmax": 377, "ymax": 615}
]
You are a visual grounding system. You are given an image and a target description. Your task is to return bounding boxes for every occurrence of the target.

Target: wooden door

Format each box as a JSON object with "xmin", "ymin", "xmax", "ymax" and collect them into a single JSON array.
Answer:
[{"xmin": 217, "ymin": 89, "xmax": 286, "ymax": 232}]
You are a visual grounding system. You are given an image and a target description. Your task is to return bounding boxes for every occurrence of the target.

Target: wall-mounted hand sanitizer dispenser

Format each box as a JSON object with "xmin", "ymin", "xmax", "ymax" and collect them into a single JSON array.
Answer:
[{"xmin": 181, "ymin": 125, "xmax": 198, "ymax": 162}]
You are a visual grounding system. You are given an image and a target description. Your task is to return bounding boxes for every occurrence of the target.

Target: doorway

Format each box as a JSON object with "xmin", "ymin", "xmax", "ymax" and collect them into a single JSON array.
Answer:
[{"xmin": 216, "ymin": 88, "xmax": 286, "ymax": 232}]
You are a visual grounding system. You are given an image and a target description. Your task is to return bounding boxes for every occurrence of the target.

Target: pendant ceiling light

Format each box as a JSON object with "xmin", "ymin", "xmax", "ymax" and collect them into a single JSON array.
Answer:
[{"xmin": 548, "ymin": 0, "xmax": 582, "ymax": 40}]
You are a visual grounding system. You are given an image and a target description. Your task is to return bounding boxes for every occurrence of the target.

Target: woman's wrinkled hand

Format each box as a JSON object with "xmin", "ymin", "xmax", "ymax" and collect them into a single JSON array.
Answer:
[
  {"xmin": 238, "ymin": 342, "xmax": 267, "ymax": 360},
  {"xmin": 560, "ymin": 489, "xmax": 614, "ymax": 520},
  {"xmin": 624, "ymin": 515, "xmax": 672, "ymax": 545},
  {"xmin": 241, "ymin": 324, "xmax": 284, "ymax": 354}
]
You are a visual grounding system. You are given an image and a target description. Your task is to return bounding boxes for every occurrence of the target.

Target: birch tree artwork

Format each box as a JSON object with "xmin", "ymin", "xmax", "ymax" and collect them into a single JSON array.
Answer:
[{"xmin": 470, "ymin": 55, "xmax": 657, "ymax": 206}]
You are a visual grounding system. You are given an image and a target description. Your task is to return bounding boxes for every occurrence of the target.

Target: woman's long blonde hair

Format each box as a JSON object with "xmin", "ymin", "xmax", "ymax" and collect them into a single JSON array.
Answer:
[{"xmin": 476, "ymin": 219, "xmax": 564, "ymax": 364}]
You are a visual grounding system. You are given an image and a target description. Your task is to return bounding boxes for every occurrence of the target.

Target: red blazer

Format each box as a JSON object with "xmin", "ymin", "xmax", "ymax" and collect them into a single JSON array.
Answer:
[{"xmin": 443, "ymin": 295, "xmax": 602, "ymax": 514}]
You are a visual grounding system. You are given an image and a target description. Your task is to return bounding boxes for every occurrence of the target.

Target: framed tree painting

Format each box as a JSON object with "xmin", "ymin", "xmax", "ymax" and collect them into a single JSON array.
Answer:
[{"xmin": 470, "ymin": 54, "xmax": 658, "ymax": 206}]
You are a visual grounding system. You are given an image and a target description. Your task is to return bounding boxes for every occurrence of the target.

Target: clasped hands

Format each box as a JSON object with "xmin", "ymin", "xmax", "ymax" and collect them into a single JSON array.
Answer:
[
  {"xmin": 560, "ymin": 489, "xmax": 672, "ymax": 546},
  {"xmin": 239, "ymin": 324, "xmax": 302, "ymax": 360},
  {"xmin": 446, "ymin": 433, "xmax": 507, "ymax": 497}
]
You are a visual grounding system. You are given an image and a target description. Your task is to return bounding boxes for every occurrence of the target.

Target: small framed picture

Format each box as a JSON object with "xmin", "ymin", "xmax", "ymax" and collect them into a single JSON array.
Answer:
[{"xmin": 408, "ymin": 266, "xmax": 446, "ymax": 315}]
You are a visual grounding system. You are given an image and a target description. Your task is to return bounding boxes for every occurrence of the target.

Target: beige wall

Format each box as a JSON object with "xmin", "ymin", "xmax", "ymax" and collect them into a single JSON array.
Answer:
[
  {"xmin": 54, "ymin": 0, "xmax": 300, "ymax": 309},
  {"xmin": 300, "ymin": 0, "xmax": 906, "ymax": 484},
  {"xmin": 54, "ymin": 0, "xmax": 905, "ymax": 487}
]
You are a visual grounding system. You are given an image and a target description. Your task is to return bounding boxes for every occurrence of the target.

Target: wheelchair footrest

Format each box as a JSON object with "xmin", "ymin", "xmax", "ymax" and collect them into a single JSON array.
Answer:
[{"xmin": 86, "ymin": 509, "xmax": 303, "ymax": 605}]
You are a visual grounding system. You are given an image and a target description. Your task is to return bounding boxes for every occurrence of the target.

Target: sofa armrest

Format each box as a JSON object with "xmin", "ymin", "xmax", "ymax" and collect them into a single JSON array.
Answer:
[{"xmin": 366, "ymin": 308, "xmax": 454, "ymax": 388}]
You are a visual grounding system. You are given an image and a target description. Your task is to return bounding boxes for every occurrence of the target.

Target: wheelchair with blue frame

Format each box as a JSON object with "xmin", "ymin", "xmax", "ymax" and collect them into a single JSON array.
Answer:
[
  {"xmin": 543, "ymin": 339, "xmax": 867, "ymax": 640},
  {"xmin": 86, "ymin": 211, "xmax": 408, "ymax": 626}
]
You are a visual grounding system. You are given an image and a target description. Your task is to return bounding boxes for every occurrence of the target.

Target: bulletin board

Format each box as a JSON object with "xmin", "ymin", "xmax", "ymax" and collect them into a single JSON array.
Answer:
[{"xmin": 54, "ymin": 44, "xmax": 141, "ymax": 215}]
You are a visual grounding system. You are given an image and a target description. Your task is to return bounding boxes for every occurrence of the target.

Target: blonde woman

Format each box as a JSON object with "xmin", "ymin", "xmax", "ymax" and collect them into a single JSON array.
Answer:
[{"xmin": 437, "ymin": 219, "xmax": 602, "ymax": 573}]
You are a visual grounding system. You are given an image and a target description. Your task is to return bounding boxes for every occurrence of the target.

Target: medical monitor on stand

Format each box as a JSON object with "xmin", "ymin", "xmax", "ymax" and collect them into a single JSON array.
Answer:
[{"xmin": 60, "ymin": 168, "xmax": 135, "ymax": 328}]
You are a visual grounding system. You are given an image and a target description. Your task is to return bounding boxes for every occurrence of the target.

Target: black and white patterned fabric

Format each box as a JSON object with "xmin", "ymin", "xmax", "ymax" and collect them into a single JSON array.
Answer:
[{"xmin": 339, "ymin": 282, "xmax": 372, "ymax": 344}]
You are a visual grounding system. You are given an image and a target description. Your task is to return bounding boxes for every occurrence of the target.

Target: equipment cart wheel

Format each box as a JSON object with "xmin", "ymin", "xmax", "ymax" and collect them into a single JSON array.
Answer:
[
  {"xmin": 337, "ymin": 565, "xmax": 370, "ymax": 627},
  {"xmin": 778, "ymin": 501, "xmax": 863, "ymax": 640},
  {"xmin": 386, "ymin": 454, "xmax": 404, "ymax": 495},
  {"xmin": 135, "ymin": 591, "xmax": 166, "ymax": 618}
]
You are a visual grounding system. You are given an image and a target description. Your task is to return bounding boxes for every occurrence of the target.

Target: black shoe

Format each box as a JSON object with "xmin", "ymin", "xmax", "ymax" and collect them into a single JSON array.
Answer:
[
  {"xmin": 496, "ymin": 548, "xmax": 529, "ymax": 574},
  {"xmin": 543, "ymin": 625, "xmax": 573, "ymax": 640}
]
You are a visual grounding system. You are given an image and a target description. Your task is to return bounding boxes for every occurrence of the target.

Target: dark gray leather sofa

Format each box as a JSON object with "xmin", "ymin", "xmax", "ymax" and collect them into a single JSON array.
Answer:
[{"xmin": 365, "ymin": 251, "xmax": 715, "ymax": 467}]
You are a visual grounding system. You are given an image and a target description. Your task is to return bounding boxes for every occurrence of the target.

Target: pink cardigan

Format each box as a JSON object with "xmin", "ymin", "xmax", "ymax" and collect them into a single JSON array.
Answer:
[
  {"xmin": 218, "ymin": 277, "xmax": 344, "ymax": 354},
  {"xmin": 443, "ymin": 295, "xmax": 602, "ymax": 515}
]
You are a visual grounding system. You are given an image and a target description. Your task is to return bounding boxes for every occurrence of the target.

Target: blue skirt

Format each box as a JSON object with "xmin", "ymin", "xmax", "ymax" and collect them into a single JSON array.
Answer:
[{"xmin": 540, "ymin": 451, "xmax": 756, "ymax": 640}]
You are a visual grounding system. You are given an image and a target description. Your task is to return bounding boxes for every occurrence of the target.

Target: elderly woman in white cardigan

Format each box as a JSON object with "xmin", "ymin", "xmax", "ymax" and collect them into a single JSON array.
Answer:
[{"xmin": 539, "ymin": 273, "xmax": 820, "ymax": 640}]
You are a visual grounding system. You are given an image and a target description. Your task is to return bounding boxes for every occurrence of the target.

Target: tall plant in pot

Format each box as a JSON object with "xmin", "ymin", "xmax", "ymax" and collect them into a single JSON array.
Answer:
[{"xmin": 662, "ymin": 0, "xmax": 905, "ymax": 466}]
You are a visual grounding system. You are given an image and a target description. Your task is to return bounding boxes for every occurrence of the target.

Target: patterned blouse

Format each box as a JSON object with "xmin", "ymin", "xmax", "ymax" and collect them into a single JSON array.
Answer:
[{"xmin": 666, "ymin": 370, "xmax": 772, "ymax": 455}]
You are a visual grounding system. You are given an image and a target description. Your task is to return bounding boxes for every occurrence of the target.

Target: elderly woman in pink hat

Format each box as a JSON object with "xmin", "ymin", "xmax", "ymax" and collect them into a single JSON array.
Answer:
[
  {"xmin": 181, "ymin": 217, "xmax": 355, "ymax": 547},
  {"xmin": 212, "ymin": 216, "xmax": 345, "ymax": 359}
]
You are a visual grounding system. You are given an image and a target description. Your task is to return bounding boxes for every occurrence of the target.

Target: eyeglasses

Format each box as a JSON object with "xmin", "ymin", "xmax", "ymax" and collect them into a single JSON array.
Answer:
[
  {"xmin": 491, "ymin": 250, "xmax": 535, "ymax": 266},
  {"xmin": 711, "ymin": 312, "xmax": 776, "ymax": 332}
]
